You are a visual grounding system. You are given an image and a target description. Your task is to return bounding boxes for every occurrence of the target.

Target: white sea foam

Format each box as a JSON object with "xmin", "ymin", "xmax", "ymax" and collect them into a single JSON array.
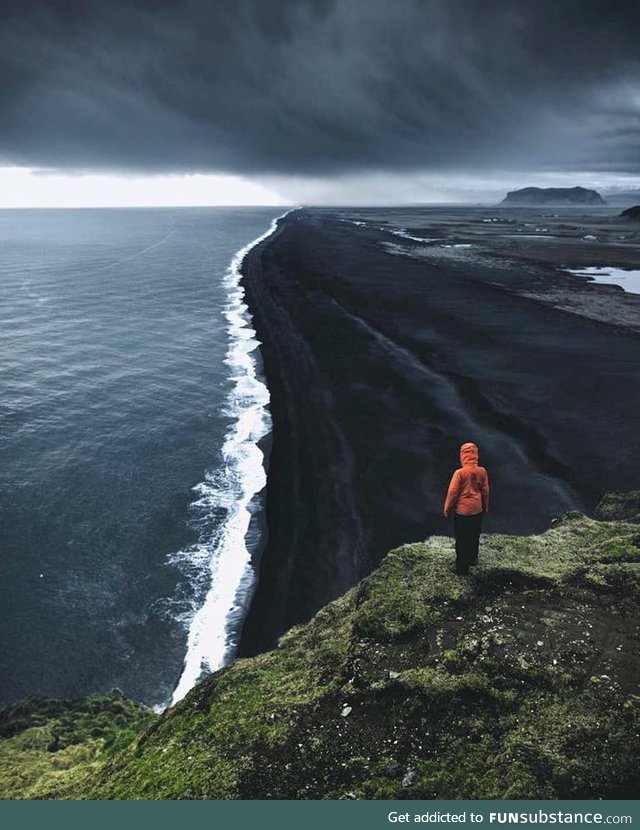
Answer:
[
  {"xmin": 169, "ymin": 210, "xmax": 293, "ymax": 707},
  {"xmin": 390, "ymin": 229, "xmax": 437, "ymax": 243}
]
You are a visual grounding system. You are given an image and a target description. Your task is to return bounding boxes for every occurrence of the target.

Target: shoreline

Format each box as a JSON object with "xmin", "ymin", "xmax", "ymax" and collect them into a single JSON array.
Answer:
[
  {"xmin": 169, "ymin": 211, "xmax": 290, "ymax": 705},
  {"xmin": 238, "ymin": 208, "xmax": 640, "ymax": 657},
  {"xmin": 238, "ymin": 213, "xmax": 367, "ymax": 656}
]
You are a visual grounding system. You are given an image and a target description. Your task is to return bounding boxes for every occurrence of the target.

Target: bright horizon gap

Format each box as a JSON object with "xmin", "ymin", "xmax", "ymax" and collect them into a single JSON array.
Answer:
[
  {"xmin": 0, "ymin": 167, "xmax": 290, "ymax": 208},
  {"xmin": 1, "ymin": 165, "xmax": 639, "ymax": 209}
]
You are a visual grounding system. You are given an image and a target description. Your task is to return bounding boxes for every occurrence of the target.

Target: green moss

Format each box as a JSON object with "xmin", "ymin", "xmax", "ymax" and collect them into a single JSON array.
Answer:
[
  {"xmin": 396, "ymin": 667, "xmax": 495, "ymax": 703},
  {"xmin": 354, "ymin": 542, "xmax": 472, "ymax": 640},
  {"xmin": 0, "ymin": 693, "xmax": 154, "ymax": 799},
  {"xmin": 2, "ymin": 496, "xmax": 640, "ymax": 800},
  {"xmin": 595, "ymin": 491, "xmax": 640, "ymax": 523}
]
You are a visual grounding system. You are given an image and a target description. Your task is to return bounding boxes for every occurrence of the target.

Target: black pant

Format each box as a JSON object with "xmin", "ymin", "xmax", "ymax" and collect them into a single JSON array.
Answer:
[{"xmin": 454, "ymin": 512, "xmax": 483, "ymax": 575}]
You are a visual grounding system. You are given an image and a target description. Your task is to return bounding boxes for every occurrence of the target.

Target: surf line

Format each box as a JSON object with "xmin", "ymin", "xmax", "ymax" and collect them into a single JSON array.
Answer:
[{"xmin": 170, "ymin": 209, "xmax": 294, "ymax": 707}]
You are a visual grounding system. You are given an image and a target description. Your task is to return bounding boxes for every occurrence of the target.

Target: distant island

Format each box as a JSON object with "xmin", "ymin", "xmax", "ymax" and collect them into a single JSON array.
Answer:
[
  {"xmin": 620, "ymin": 205, "xmax": 640, "ymax": 220},
  {"xmin": 501, "ymin": 186, "xmax": 605, "ymax": 206}
]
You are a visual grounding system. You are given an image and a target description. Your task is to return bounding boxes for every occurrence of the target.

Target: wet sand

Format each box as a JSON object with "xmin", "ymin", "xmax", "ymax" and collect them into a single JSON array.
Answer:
[{"xmin": 239, "ymin": 206, "xmax": 640, "ymax": 656}]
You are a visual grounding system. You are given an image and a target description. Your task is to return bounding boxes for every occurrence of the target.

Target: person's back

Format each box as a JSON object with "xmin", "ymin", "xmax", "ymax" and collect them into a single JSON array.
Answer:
[{"xmin": 443, "ymin": 442, "xmax": 489, "ymax": 574}]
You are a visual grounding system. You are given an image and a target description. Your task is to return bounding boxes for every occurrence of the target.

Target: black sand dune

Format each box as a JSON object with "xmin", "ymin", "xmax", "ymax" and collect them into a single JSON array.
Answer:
[{"xmin": 239, "ymin": 208, "xmax": 640, "ymax": 656}]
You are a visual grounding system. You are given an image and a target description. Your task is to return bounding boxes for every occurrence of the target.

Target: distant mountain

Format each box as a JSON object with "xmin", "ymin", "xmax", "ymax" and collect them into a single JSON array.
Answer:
[
  {"xmin": 607, "ymin": 192, "xmax": 640, "ymax": 207},
  {"xmin": 620, "ymin": 205, "xmax": 640, "ymax": 220},
  {"xmin": 501, "ymin": 186, "xmax": 605, "ymax": 206}
]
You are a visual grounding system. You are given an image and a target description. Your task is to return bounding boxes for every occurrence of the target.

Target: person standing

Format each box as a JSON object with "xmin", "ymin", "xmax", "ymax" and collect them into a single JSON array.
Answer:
[{"xmin": 443, "ymin": 442, "xmax": 490, "ymax": 575}]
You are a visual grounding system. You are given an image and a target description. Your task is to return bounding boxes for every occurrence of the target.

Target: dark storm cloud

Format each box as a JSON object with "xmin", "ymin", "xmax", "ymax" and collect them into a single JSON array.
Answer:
[{"xmin": 1, "ymin": 0, "xmax": 639, "ymax": 175}]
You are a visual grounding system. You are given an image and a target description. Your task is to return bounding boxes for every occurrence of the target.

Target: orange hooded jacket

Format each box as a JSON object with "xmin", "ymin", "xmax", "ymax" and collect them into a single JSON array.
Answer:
[{"xmin": 443, "ymin": 442, "xmax": 490, "ymax": 517}]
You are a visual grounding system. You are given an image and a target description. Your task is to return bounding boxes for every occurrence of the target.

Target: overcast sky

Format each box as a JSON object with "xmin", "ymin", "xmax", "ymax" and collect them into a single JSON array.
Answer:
[{"xmin": 1, "ymin": 0, "xmax": 639, "ymax": 205}]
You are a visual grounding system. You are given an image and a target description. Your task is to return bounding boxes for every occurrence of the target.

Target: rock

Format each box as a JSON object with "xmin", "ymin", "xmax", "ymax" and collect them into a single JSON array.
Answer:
[
  {"xmin": 6, "ymin": 497, "xmax": 640, "ymax": 801},
  {"xmin": 594, "ymin": 491, "xmax": 640, "ymax": 523},
  {"xmin": 620, "ymin": 205, "xmax": 640, "ymax": 221},
  {"xmin": 501, "ymin": 187, "xmax": 605, "ymax": 206}
]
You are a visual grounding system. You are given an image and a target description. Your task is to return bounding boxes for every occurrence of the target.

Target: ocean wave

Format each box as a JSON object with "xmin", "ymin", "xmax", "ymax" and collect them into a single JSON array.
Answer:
[
  {"xmin": 389, "ymin": 228, "xmax": 438, "ymax": 243},
  {"xmin": 168, "ymin": 210, "xmax": 292, "ymax": 707}
]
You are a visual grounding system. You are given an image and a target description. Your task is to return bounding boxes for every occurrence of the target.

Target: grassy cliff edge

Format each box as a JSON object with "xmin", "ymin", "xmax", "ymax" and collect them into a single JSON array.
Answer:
[{"xmin": 2, "ymin": 492, "xmax": 639, "ymax": 799}]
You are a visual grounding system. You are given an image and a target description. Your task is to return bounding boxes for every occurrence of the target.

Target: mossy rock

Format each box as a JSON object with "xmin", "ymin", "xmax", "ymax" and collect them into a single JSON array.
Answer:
[
  {"xmin": 0, "ymin": 693, "xmax": 154, "ymax": 799},
  {"xmin": 2, "ymin": 497, "xmax": 640, "ymax": 799},
  {"xmin": 595, "ymin": 491, "xmax": 640, "ymax": 523}
]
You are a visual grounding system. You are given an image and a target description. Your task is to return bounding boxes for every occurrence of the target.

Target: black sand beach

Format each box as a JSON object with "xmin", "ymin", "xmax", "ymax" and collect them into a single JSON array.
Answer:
[{"xmin": 239, "ymin": 207, "xmax": 640, "ymax": 656}]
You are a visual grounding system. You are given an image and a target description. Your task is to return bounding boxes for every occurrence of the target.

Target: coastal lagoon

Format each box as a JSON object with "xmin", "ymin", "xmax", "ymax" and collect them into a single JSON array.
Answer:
[{"xmin": 567, "ymin": 266, "xmax": 640, "ymax": 295}]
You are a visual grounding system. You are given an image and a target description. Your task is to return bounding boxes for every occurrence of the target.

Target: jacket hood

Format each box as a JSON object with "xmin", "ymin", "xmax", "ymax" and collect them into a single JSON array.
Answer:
[{"xmin": 460, "ymin": 442, "xmax": 479, "ymax": 466}]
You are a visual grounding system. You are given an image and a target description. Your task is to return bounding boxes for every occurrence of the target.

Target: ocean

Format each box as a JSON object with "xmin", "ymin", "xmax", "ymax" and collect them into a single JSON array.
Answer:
[{"xmin": 0, "ymin": 206, "xmax": 285, "ymax": 710}]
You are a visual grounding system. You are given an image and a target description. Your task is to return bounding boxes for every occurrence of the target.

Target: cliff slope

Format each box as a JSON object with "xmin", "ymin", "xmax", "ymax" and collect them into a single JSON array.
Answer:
[
  {"xmin": 238, "ymin": 211, "xmax": 640, "ymax": 656},
  {"xmin": 2, "ymin": 493, "xmax": 638, "ymax": 799}
]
